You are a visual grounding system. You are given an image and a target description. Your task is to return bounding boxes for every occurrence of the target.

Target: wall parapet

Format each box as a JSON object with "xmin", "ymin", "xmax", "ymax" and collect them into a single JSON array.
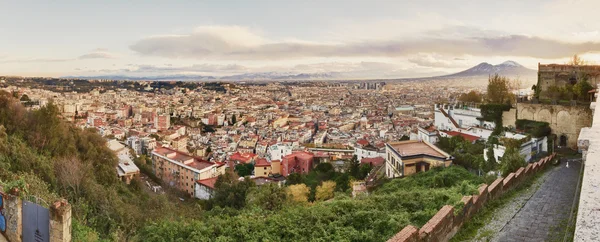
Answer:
[
  {"xmin": 575, "ymin": 95, "xmax": 600, "ymax": 241},
  {"xmin": 387, "ymin": 153, "xmax": 556, "ymax": 242}
]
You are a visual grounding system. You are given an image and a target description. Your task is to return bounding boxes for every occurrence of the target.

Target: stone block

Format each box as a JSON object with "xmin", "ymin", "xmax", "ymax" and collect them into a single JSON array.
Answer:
[
  {"xmin": 488, "ymin": 178, "xmax": 504, "ymax": 199},
  {"xmin": 387, "ymin": 225, "xmax": 419, "ymax": 242}
]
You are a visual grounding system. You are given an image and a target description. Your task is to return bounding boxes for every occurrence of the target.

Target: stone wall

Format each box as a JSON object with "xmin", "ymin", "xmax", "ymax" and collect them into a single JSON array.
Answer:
[
  {"xmin": 537, "ymin": 64, "xmax": 600, "ymax": 99},
  {"xmin": 387, "ymin": 153, "xmax": 556, "ymax": 242},
  {"xmin": 575, "ymin": 95, "xmax": 600, "ymax": 240},
  {"xmin": 502, "ymin": 108, "xmax": 517, "ymax": 128},
  {"xmin": 515, "ymin": 103, "xmax": 592, "ymax": 149}
]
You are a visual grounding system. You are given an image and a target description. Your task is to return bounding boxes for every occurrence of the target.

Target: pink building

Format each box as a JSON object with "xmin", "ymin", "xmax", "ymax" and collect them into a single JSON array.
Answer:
[{"xmin": 281, "ymin": 151, "xmax": 314, "ymax": 176}]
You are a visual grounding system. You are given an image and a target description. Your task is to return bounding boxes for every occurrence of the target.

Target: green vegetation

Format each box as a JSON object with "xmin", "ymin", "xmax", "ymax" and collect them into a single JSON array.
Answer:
[
  {"xmin": 234, "ymin": 163, "xmax": 254, "ymax": 177},
  {"xmin": 458, "ymin": 90, "xmax": 483, "ymax": 103},
  {"xmin": 500, "ymin": 148, "xmax": 527, "ymax": 177},
  {"xmin": 138, "ymin": 166, "xmax": 483, "ymax": 241},
  {"xmin": 486, "ymin": 74, "xmax": 515, "ymax": 105},
  {"xmin": 437, "ymin": 136, "xmax": 496, "ymax": 173},
  {"xmin": 0, "ymin": 92, "xmax": 202, "ymax": 240},
  {"xmin": 451, "ymin": 167, "xmax": 546, "ymax": 241},
  {"xmin": 515, "ymin": 119, "xmax": 551, "ymax": 138}
]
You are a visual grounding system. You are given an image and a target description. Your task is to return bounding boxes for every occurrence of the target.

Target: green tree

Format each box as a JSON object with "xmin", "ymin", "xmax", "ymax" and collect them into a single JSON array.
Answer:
[
  {"xmin": 349, "ymin": 155, "xmax": 360, "ymax": 179},
  {"xmin": 458, "ymin": 90, "xmax": 482, "ymax": 103},
  {"xmin": 286, "ymin": 173, "xmax": 303, "ymax": 185},
  {"xmin": 486, "ymin": 74, "xmax": 514, "ymax": 104},
  {"xmin": 500, "ymin": 148, "xmax": 526, "ymax": 177},
  {"xmin": 246, "ymin": 183, "xmax": 287, "ymax": 210},
  {"xmin": 211, "ymin": 172, "xmax": 255, "ymax": 209},
  {"xmin": 334, "ymin": 173, "xmax": 350, "ymax": 192},
  {"xmin": 234, "ymin": 163, "xmax": 254, "ymax": 177},
  {"xmin": 573, "ymin": 79, "xmax": 594, "ymax": 101},
  {"xmin": 400, "ymin": 135, "xmax": 410, "ymax": 141}
]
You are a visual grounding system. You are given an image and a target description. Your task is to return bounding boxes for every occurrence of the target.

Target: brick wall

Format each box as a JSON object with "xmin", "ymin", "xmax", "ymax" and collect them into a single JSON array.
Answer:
[{"xmin": 387, "ymin": 153, "xmax": 556, "ymax": 242}]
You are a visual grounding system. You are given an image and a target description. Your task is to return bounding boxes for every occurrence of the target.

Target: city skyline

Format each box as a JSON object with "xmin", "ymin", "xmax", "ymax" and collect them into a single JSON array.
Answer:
[{"xmin": 2, "ymin": 0, "xmax": 600, "ymax": 78}]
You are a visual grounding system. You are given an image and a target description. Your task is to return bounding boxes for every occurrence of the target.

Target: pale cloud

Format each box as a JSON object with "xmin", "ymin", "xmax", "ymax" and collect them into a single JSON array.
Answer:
[
  {"xmin": 78, "ymin": 49, "xmax": 118, "ymax": 59},
  {"xmin": 130, "ymin": 25, "xmax": 600, "ymax": 61}
]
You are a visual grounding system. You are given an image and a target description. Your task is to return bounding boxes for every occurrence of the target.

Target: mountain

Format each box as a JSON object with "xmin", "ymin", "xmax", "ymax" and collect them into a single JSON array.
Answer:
[{"xmin": 443, "ymin": 61, "xmax": 536, "ymax": 78}]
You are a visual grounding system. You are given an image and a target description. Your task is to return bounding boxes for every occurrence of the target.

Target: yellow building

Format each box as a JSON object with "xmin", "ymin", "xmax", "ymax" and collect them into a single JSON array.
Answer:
[{"xmin": 384, "ymin": 140, "xmax": 453, "ymax": 178}]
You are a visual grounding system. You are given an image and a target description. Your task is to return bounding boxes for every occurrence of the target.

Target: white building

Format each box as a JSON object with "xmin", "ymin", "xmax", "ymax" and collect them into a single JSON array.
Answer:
[
  {"xmin": 484, "ymin": 135, "xmax": 548, "ymax": 163},
  {"xmin": 354, "ymin": 146, "xmax": 385, "ymax": 161},
  {"xmin": 417, "ymin": 126, "xmax": 439, "ymax": 144},
  {"xmin": 434, "ymin": 104, "xmax": 495, "ymax": 131},
  {"xmin": 267, "ymin": 143, "xmax": 292, "ymax": 161}
]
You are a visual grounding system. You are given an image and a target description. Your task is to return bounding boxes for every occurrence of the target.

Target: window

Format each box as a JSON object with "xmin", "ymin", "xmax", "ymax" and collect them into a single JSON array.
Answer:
[{"xmin": 264, "ymin": 172, "xmax": 267, "ymax": 175}]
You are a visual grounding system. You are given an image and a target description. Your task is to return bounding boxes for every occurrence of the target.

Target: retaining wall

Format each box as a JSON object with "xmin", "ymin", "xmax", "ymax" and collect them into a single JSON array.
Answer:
[{"xmin": 387, "ymin": 153, "xmax": 557, "ymax": 242}]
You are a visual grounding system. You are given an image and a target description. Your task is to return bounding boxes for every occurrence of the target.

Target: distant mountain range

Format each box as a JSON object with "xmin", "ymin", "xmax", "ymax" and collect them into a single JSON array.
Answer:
[
  {"xmin": 439, "ymin": 60, "xmax": 536, "ymax": 78},
  {"xmin": 62, "ymin": 61, "xmax": 535, "ymax": 81}
]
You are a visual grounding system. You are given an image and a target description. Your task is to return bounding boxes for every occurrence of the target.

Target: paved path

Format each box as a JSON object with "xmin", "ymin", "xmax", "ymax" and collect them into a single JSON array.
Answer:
[{"xmin": 493, "ymin": 160, "xmax": 582, "ymax": 242}]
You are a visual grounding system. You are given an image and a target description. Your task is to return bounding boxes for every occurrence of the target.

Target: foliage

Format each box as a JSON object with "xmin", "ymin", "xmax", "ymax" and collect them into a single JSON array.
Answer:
[
  {"xmin": 315, "ymin": 181, "xmax": 336, "ymax": 201},
  {"xmin": 400, "ymin": 135, "xmax": 410, "ymax": 141},
  {"xmin": 573, "ymin": 79, "xmax": 594, "ymax": 101},
  {"xmin": 138, "ymin": 166, "xmax": 484, "ymax": 242},
  {"xmin": 458, "ymin": 91, "xmax": 483, "ymax": 103},
  {"xmin": 234, "ymin": 163, "xmax": 254, "ymax": 177},
  {"xmin": 246, "ymin": 183, "xmax": 287, "ymax": 211},
  {"xmin": 209, "ymin": 172, "xmax": 255, "ymax": 209},
  {"xmin": 485, "ymin": 147, "xmax": 497, "ymax": 172},
  {"xmin": 486, "ymin": 74, "xmax": 514, "ymax": 105},
  {"xmin": 480, "ymin": 104, "xmax": 511, "ymax": 123},
  {"xmin": 335, "ymin": 173, "xmax": 351, "ymax": 192},
  {"xmin": 500, "ymin": 148, "xmax": 526, "ymax": 177},
  {"xmin": 437, "ymin": 136, "xmax": 486, "ymax": 171},
  {"xmin": 286, "ymin": 184, "xmax": 310, "ymax": 204},
  {"xmin": 515, "ymin": 119, "xmax": 551, "ymax": 138},
  {"xmin": 0, "ymin": 93, "xmax": 206, "ymax": 240}
]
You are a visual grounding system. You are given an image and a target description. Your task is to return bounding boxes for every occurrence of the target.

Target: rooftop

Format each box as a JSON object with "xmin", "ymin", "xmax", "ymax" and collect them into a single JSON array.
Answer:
[{"xmin": 388, "ymin": 140, "xmax": 451, "ymax": 159}]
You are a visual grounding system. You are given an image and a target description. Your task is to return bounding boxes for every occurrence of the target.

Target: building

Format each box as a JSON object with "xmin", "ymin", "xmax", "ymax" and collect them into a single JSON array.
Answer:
[
  {"xmin": 107, "ymin": 139, "xmax": 140, "ymax": 184},
  {"xmin": 385, "ymin": 140, "xmax": 453, "ymax": 178},
  {"xmin": 154, "ymin": 114, "xmax": 170, "ymax": 131},
  {"xmin": 253, "ymin": 158, "xmax": 273, "ymax": 177},
  {"xmin": 434, "ymin": 103, "xmax": 495, "ymax": 131},
  {"xmin": 194, "ymin": 177, "xmax": 217, "ymax": 200},
  {"xmin": 281, "ymin": 151, "xmax": 314, "ymax": 176},
  {"xmin": 152, "ymin": 147, "xmax": 226, "ymax": 196},
  {"xmin": 417, "ymin": 126, "xmax": 439, "ymax": 144},
  {"xmin": 537, "ymin": 63, "xmax": 600, "ymax": 99},
  {"xmin": 484, "ymin": 135, "xmax": 548, "ymax": 163},
  {"xmin": 267, "ymin": 143, "xmax": 292, "ymax": 161}
]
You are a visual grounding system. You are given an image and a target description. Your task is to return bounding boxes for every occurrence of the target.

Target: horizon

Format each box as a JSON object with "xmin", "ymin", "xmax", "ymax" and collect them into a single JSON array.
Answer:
[{"xmin": 2, "ymin": 0, "xmax": 600, "ymax": 78}]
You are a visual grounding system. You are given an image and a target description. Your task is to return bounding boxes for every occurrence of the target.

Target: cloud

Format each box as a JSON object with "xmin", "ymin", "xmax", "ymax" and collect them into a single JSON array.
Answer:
[
  {"xmin": 0, "ymin": 58, "xmax": 73, "ymax": 63},
  {"xmin": 130, "ymin": 26, "xmax": 600, "ymax": 60},
  {"xmin": 408, "ymin": 53, "xmax": 470, "ymax": 68},
  {"xmin": 78, "ymin": 50, "xmax": 117, "ymax": 59}
]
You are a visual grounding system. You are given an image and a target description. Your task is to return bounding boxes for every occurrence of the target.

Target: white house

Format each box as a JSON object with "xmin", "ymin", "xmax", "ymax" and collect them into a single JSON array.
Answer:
[
  {"xmin": 417, "ymin": 126, "xmax": 439, "ymax": 144},
  {"xmin": 434, "ymin": 104, "xmax": 495, "ymax": 131},
  {"xmin": 484, "ymin": 135, "xmax": 548, "ymax": 163},
  {"xmin": 267, "ymin": 143, "xmax": 293, "ymax": 161},
  {"xmin": 354, "ymin": 146, "xmax": 385, "ymax": 161},
  {"xmin": 194, "ymin": 177, "xmax": 217, "ymax": 200}
]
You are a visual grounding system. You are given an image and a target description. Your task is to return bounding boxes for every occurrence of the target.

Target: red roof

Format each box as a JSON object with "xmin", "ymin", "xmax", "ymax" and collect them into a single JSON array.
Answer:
[
  {"xmin": 196, "ymin": 177, "xmax": 218, "ymax": 189},
  {"xmin": 357, "ymin": 139, "xmax": 369, "ymax": 146},
  {"xmin": 229, "ymin": 152, "xmax": 257, "ymax": 163},
  {"xmin": 254, "ymin": 158, "xmax": 270, "ymax": 167},
  {"xmin": 443, "ymin": 131, "xmax": 480, "ymax": 142}
]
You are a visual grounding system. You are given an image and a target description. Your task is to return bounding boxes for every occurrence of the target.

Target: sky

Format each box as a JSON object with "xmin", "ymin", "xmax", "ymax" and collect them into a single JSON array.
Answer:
[{"xmin": 1, "ymin": 0, "xmax": 600, "ymax": 79}]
